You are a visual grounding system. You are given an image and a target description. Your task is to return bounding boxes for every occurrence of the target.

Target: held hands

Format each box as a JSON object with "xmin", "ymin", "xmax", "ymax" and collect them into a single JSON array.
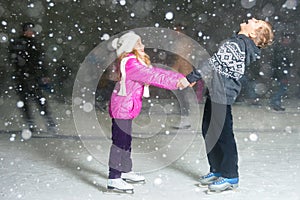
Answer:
[
  {"xmin": 177, "ymin": 78, "xmax": 197, "ymax": 90},
  {"xmin": 189, "ymin": 82, "xmax": 197, "ymax": 87},
  {"xmin": 177, "ymin": 78, "xmax": 190, "ymax": 90}
]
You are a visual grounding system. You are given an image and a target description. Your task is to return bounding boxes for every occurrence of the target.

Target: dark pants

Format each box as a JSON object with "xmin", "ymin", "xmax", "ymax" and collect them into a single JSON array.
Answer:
[
  {"xmin": 16, "ymin": 81, "xmax": 54, "ymax": 127},
  {"xmin": 270, "ymin": 80, "xmax": 288, "ymax": 107},
  {"xmin": 108, "ymin": 119, "xmax": 133, "ymax": 179},
  {"xmin": 202, "ymin": 98, "xmax": 238, "ymax": 178}
]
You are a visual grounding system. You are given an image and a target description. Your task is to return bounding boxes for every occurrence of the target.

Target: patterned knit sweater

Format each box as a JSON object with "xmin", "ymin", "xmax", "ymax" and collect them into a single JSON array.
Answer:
[{"xmin": 187, "ymin": 34, "xmax": 261, "ymax": 105}]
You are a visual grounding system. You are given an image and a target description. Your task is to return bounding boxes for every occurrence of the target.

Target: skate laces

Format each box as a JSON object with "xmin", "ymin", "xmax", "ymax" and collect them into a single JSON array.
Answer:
[
  {"xmin": 212, "ymin": 177, "xmax": 226, "ymax": 185},
  {"xmin": 212, "ymin": 177, "xmax": 238, "ymax": 185},
  {"xmin": 132, "ymin": 172, "xmax": 142, "ymax": 177},
  {"xmin": 112, "ymin": 178, "xmax": 129, "ymax": 186},
  {"xmin": 120, "ymin": 179, "xmax": 129, "ymax": 186},
  {"xmin": 203, "ymin": 173, "xmax": 214, "ymax": 178},
  {"xmin": 125, "ymin": 172, "xmax": 141, "ymax": 177},
  {"xmin": 203, "ymin": 172, "xmax": 219, "ymax": 179}
]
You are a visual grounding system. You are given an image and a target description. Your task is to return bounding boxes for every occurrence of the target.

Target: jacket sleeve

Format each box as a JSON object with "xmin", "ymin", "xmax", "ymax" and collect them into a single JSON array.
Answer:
[
  {"xmin": 125, "ymin": 58, "xmax": 184, "ymax": 90},
  {"xmin": 186, "ymin": 67, "xmax": 202, "ymax": 83},
  {"xmin": 186, "ymin": 57, "xmax": 212, "ymax": 83}
]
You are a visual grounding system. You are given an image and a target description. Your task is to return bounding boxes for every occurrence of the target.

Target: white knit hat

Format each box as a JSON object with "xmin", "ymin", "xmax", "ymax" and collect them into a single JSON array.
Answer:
[{"xmin": 112, "ymin": 31, "xmax": 141, "ymax": 56}]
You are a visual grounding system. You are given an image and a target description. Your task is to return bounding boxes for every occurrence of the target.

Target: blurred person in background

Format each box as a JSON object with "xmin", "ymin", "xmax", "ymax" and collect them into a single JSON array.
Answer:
[
  {"xmin": 95, "ymin": 63, "xmax": 118, "ymax": 112},
  {"xmin": 269, "ymin": 32, "xmax": 294, "ymax": 111},
  {"xmin": 9, "ymin": 22, "xmax": 57, "ymax": 134},
  {"xmin": 238, "ymin": 66, "xmax": 261, "ymax": 106},
  {"xmin": 171, "ymin": 24, "xmax": 205, "ymax": 129}
]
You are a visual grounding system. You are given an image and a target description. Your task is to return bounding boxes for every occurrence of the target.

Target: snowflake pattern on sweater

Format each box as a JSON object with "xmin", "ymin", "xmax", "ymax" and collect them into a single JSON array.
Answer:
[{"xmin": 209, "ymin": 41, "xmax": 246, "ymax": 80}]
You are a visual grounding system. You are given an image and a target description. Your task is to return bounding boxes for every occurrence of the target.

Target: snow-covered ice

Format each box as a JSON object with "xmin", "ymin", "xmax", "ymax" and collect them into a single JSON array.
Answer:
[{"xmin": 1, "ymin": 97, "xmax": 300, "ymax": 200}]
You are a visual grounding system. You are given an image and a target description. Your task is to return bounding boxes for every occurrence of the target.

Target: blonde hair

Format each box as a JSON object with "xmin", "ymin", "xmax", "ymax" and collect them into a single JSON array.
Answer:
[
  {"xmin": 252, "ymin": 21, "xmax": 274, "ymax": 48},
  {"xmin": 119, "ymin": 49, "xmax": 151, "ymax": 65},
  {"xmin": 116, "ymin": 49, "xmax": 151, "ymax": 80}
]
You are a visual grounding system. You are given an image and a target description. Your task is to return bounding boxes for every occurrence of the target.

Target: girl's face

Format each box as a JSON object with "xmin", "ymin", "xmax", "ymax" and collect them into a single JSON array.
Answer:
[{"xmin": 134, "ymin": 38, "xmax": 145, "ymax": 54}]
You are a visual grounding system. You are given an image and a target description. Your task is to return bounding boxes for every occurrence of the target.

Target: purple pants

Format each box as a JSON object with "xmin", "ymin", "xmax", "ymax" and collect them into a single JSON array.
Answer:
[{"xmin": 108, "ymin": 119, "xmax": 133, "ymax": 179}]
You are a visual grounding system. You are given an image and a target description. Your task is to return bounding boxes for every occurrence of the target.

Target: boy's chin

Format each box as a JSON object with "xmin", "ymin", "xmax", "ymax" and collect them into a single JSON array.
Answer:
[{"xmin": 239, "ymin": 23, "xmax": 248, "ymax": 30}]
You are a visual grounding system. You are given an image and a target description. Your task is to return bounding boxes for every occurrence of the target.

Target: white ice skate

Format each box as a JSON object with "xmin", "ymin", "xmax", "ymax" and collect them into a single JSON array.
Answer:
[
  {"xmin": 107, "ymin": 178, "xmax": 134, "ymax": 194},
  {"xmin": 121, "ymin": 171, "xmax": 145, "ymax": 183}
]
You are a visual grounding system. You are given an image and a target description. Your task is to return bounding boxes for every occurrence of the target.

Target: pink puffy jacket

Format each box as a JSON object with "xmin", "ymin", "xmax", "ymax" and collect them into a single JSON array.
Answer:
[{"xmin": 109, "ymin": 54, "xmax": 185, "ymax": 119}]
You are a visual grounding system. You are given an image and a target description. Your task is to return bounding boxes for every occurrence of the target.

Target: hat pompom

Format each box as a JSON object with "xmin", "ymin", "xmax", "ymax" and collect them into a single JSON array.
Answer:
[{"xmin": 111, "ymin": 38, "xmax": 119, "ymax": 50}]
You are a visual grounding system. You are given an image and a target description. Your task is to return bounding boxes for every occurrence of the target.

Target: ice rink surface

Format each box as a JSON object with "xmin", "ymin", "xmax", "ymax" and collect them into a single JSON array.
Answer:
[{"xmin": 1, "ymin": 98, "xmax": 300, "ymax": 200}]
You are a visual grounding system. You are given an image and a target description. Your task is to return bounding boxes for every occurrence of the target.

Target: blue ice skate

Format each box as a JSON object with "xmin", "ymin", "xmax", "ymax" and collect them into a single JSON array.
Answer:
[
  {"xmin": 199, "ymin": 172, "xmax": 221, "ymax": 186},
  {"xmin": 208, "ymin": 177, "xmax": 239, "ymax": 192}
]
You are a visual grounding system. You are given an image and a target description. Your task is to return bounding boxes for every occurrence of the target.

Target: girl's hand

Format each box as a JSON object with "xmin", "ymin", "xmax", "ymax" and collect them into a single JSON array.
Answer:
[{"xmin": 177, "ymin": 78, "xmax": 190, "ymax": 89}]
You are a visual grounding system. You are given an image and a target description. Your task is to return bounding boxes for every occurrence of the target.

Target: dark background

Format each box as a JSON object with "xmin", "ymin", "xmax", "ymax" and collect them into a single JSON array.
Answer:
[{"xmin": 0, "ymin": 0, "xmax": 299, "ymax": 102}]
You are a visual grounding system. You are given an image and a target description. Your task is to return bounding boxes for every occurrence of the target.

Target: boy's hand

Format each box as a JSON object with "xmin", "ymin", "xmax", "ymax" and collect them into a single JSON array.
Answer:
[{"xmin": 189, "ymin": 82, "xmax": 197, "ymax": 87}]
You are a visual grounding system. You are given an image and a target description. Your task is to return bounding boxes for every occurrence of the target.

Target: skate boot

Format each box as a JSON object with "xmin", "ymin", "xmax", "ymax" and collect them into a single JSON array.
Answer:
[
  {"xmin": 47, "ymin": 124, "xmax": 58, "ymax": 134},
  {"xmin": 198, "ymin": 172, "xmax": 221, "ymax": 186},
  {"xmin": 208, "ymin": 177, "xmax": 239, "ymax": 192},
  {"xmin": 26, "ymin": 120, "xmax": 36, "ymax": 133},
  {"xmin": 107, "ymin": 178, "xmax": 134, "ymax": 193},
  {"xmin": 46, "ymin": 117, "xmax": 58, "ymax": 134},
  {"xmin": 121, "ymin": 171, "xmax": 145, "ymax": 183}
]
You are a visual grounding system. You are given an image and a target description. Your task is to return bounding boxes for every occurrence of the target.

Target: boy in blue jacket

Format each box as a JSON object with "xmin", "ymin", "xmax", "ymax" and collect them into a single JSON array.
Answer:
[{"xmin": 187, "ymin": 18, "xmax": 274, "ymax": 192}]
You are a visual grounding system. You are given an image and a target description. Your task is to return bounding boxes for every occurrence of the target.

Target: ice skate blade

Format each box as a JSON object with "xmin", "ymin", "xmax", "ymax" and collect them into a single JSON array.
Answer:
[
  {"xmin": 123, "ymin": 179, "xmax": 146, "ymax": 184},
  {"xmin": 104, "ymin": 187, "xmax": 134, "ymax": 194},
  {"xmin": 205, "ymin": 187, "xmax": 238, "ymax": 195},
  {"xmin": 196, "ymin": 183, "xmax": 209, "ymax": 188},
  {"xmin": 172, "ymin": 125, "xmax": 191, "ymax": 130}
]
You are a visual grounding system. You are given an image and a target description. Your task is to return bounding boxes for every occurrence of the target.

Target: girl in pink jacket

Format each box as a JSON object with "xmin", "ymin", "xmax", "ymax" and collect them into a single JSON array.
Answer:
[{"xmin": 107, "ymin": 31, "xmax": 189, "ymax": 193}]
